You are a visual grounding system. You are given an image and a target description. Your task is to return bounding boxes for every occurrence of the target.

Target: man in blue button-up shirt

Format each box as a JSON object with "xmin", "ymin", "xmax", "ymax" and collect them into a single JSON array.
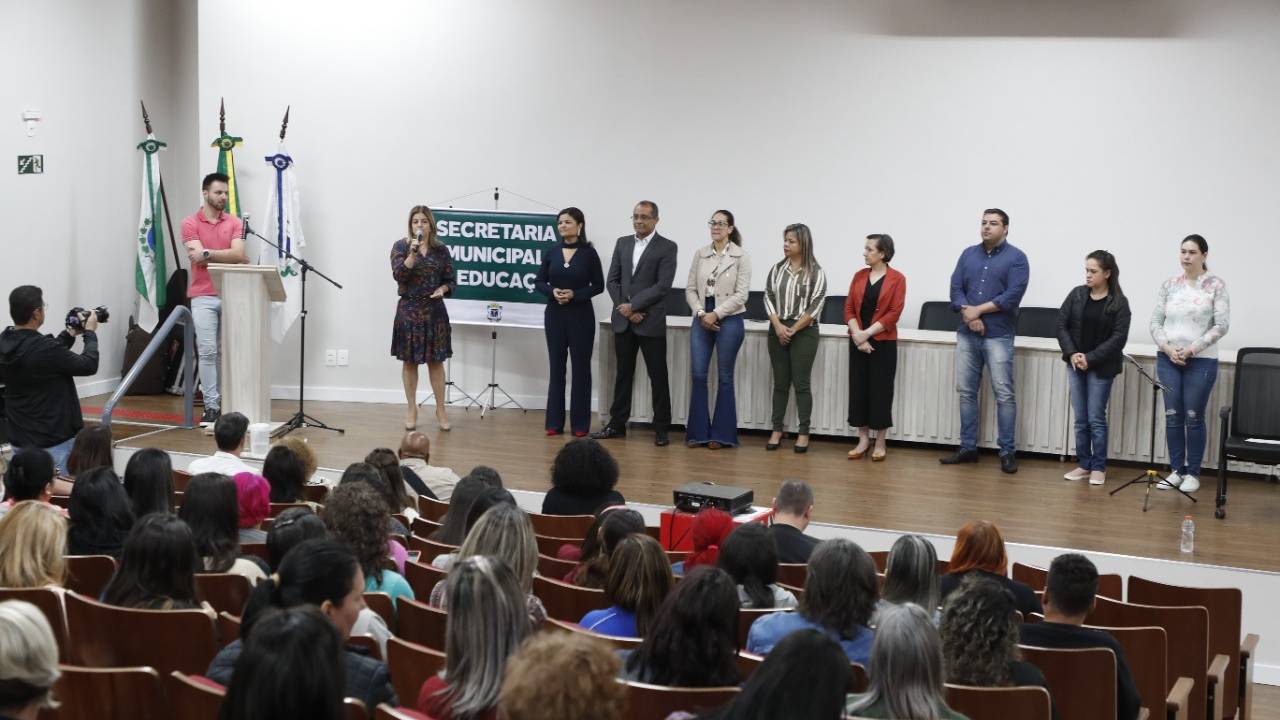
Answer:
[{"xmin": 940, "ymin": 209, "xmax": 1030, "ymax": 473}]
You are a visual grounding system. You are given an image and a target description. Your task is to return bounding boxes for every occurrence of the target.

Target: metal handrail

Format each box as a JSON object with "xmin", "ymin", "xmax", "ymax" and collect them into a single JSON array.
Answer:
[{"xmin": 101, "ymin": 306, "xmax": 196, "ymax": 431}]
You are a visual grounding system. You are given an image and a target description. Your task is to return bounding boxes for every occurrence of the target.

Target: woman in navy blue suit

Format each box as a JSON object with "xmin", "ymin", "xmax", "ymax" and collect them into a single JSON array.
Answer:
[{"xmin": 535, "ymin": 207, "xmax": 604, "ymax": 436}]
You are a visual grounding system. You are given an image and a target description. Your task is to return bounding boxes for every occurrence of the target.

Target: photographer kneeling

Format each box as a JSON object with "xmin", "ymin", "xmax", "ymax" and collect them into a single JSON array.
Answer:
[{"xmin": 1, "ymin": 286, "xmax": 100, "ymax": 478}]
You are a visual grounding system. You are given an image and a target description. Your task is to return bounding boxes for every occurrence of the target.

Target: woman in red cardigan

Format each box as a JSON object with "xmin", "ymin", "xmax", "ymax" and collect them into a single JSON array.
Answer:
[{"xmin": 843, "ymin": 234, "xmax": 906, "ymax": 461}]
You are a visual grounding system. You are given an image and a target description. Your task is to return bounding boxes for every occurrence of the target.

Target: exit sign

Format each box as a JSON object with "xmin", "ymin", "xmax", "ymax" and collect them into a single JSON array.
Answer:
[{"xmin": 18, "ymin": 155, "xmax": 43, "ymax": 175}]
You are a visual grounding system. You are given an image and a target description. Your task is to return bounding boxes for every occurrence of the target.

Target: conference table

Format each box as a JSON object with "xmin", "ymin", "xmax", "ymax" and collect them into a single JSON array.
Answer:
[{"xmin": 597, "ymin": 317, "xmax": 1244, "ymax": 470}]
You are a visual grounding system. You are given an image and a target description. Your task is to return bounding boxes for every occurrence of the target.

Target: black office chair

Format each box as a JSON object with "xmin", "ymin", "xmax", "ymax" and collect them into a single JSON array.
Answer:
[
  {"xmin": 744, "ymin": 291, "xmax": 769, "ymax": 322},
  {"xmin": 918, "ymin": 301, "xmax": 959, "ymax": 331},
  {"xmin": 1215, "ymin": 347, "xmax": 1280, "ymax": 519},
  {"xmin": 1015, "ymin": 307, "xmax": 1058, "ymax": 338},
  {"xmin": 820, "ymin": 296, "xmax": 847, "ymax": 325},
  {"xmin": 664, "ymin": 287, "xmax": 692, "ymax": 317}
]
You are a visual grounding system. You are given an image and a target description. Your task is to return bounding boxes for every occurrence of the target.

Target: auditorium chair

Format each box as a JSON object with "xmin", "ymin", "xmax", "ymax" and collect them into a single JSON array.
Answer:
[
  {"xmin": 303, "ymin": 483, "xmax": 329, "ymax": 504},
  {"xmin": 0, "ymin": 587, "xmax": 68, "ymax": 659},
  {"xmin": 1011, "ymin": 561, "xmax": 1124, "ymax": 600},
  {"xmin": 375, "ymin": 705, "xmax": 433, "ymax": 720},
  {"xmin": 664, "ymin": 287, "xmax": 693, "ymax": 317},
  {"xmin": 532, "ymin": 575, "xmax": 609, "ymax": 622},
  {"xmin": 49, "ymin": 494, "xmax": 71, "ymax": 508},
  {"xmin": 64, "ymin": 555, "xmax": 117, "ymax": 598},
  {"xmin": 543, "ymin": 617, "xmax": 642, "ymax": 650},
  {"xmin": 744, "ymin": 291, "xmax": 769, "ymax": 322},
  {"xmin": 776, "ymin": 563, "xmax": 807, "ymax": 587},
  {"xmin": 385, "ymin": 637, "xmax": 446, "ymax": 709},
  {"xmin": 1090, "ymin": 624, "xmax": 1194, "ymax": 720},
  {"xmin": 534, "ymin": 534, "xmax": 580, "ymax": 557},
  {"xmin": 391, "ymin": 513, "xmax": 411, "ymax": 533},
  {"xmin": 1088, "ymin": 595, "xmax": 1227, "ymax": 720},
  {"xmin": 1016, "ymin": 307, "xmax": 1059, "ymax": 338},
  {"xmin": 408, "ymin": 534, "xmax": 457, "ymax": 560},
  {"xmin": 362, "ymin": 592, "xmax": 396, "ymax": 630},
  {"xmin": 172, "ymin": 468, "xmax": 193, "ymax": 491},
  {"xmin": 166, "ymin": 670, "xmax": 225, "ymax": 720},
  {"xmin": 403, "ymin": 559, "xmax": 447, "ymax": 599},
  {"xmin": 620, "ymin": 680, "xmax": 739, "ymax": 720},
  {"xmin": 1128, "ymin": 576, "xmax": 1258, "ymax": 720},
  {"xmin": 778, "ymin": 582, "xmax": 804, "ymax": 602},
  {"xmin": 945, "ymin": 684, "xmax": 1053, "ymax": 720},
  {"xmin": 820, "ymin": 295, "xmax": 847, "ymax": 325},
  {"xmin": 1020, "ymin": 644, "xmax": 1122, "ymax": 719},
  {"xmin": 735, "ymin": 651, "xmax": 764, "ymax": 679},
  {"xmin": 64, "ymin": 592, "xmax": 218, "ymax": 676},
  {"xmin": 1214, "ymin": 347, "xmax": 1280, "ymax": 520},
  {"xmin": 346, "ymin": 633, "xmax": 382, "ymax": 661},
  {"xmin": 537, "ymin": 553, "xmax": 578, "ymax": 580},
  {"xmin": 216, "ymin": 611, "xmax": 241, "ymax": 647},
  {"xmin": 918, "ymin": 301, "xmax": 959, "ymax": 331},
  {"xmin": 239, "ymin": 542, "xmax": 269, "ymax": 563},
  {"xmin": 269, "ymin": 501, "xmax": 310, "ymax": 516},
  {"xmin": 409, "ymin": 516, "xmax": 442, "ymax": 538},
  {"xmin": 737, "ymin": 608, "xmax": 783, "ymax": 649},
  {"xmin": 45, "ymin": 665, "xmax": 165, "ymax": 720},
  {"xmin": 528, "ymin": 511, "xmax": 595, "ymax": 539},
  {"xmin": 194, "ymin": 572, "xmax": 252, "ymax": 616},
  {"xmin": 345, "ymin": 697, "xmax": 369, "ymax": 720},
  {"xmin": 397, "ymin": 597, "xmax": 448, "ymax": 651},
  {"xmin": 664, "ymin": 549, "xmax": 690, "ymax": 564},
  {"xmin": 417, "ymin": 495, "xmax": 450, "ymax": 521}
]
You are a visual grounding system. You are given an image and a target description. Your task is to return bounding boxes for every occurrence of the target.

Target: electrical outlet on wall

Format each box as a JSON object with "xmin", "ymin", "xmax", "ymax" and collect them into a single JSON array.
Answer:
[
  {"xmin": 337, "ymin": 349, "xmax": 349, "ymax": 366},
  {"xmin": 325, "ymin": 349, "xmax": 337, "ymax": 366}
]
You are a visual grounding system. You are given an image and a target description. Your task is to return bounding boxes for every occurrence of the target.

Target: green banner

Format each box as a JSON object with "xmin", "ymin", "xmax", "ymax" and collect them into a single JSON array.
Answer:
[{"xmin": 434, "ymin": 207, "xmax": 559, "ymax": 327}]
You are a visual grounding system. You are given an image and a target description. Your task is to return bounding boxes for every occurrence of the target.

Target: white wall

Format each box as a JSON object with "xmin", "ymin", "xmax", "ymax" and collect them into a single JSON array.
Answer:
[
  {"xmin": 1, "ymin": 0, "xmax": 198, "ymax": 397},
  {"xmin": 187, "ymin": 0, "xmax": 1279, "ymax": 410}
]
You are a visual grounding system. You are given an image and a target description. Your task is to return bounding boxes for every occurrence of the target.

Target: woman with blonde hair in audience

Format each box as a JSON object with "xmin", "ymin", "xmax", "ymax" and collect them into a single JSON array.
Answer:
[
  {"xmin": 0, "ymin": 599, "xmax": 62, "ymax": 719},
  {"xmin": 580, "ymin": 534, "xmax": 673, "ymax": 638},
  {"xmin": 418, "ymin": 556, "xmax": 530, "ymax": 720},
  {"xmin": 179, "ymin": 473, "xmax": 268, "ymax": 583},
  {"xmin": 101, "ymin": 513, "xmax": 206, "ymax": 611},
  {"xmin": 846, "ymin": 603, "xmax": 969, "ymax": 719},
  {"xmin": 697, "ymin": 629, "xmax": 850, "ymax": 720},
  {"xmin": 0, "ymin": 501, "xmax": 67, "ymax": 592},
  {"xmin": 323, "ymin": 483, "xmax": 414, "ymax": 606},
  {"xmin": 499, "ymin": 631, "xmax": 627, "ymax": 720},
  {"xmin": 875, "ymin": 533, "xmax": 941, "ymax": 625},
  {"xmin": 428, "ymin": 503, "xmax": 546, "ymax": 627},
  {"xmin": 620, "ymin": 566, "xmax": 740, "ymax": 687},
  {"xmin": 941, "ymin": 520, "xmax": 1041, "ymax": 617}
]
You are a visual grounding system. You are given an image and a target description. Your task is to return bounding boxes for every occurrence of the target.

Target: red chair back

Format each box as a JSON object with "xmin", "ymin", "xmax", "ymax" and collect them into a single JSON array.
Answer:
[
  {"xmin": 64, "ymin": 592, "xmax": 218, "ymax": 676},
  {"xmin": 528, "ymin": 512, "xmax": 595, "ymax": 539},
  {"xmin": 50, "ymin": 665, "xmax": 165, "ymax": 720},
  {"xmin": 64, "ymin": 555, "xmax": 117, "ymax": 599},
  {"xmin": 945, "ymin": 684, "xmax": 1053, "ymax": 719},
  {"xmin": 532, "ymin": 575, "xmax": 609, "ymax": 623},
  {"xmin": 166, "ymin": 671, "xmax": 225, "ymax": 720},
  {"xmin": 403, "ymin": 559, "xmax": 447, "ymax": 599},
  {"xmin": 0, "ymin": 587, "xmax": 68, "ymax": 659},
  {"xmin": 385, "ymin": 637, "xmax": 446, "ymax": 707},
  {"xmin": 418, "ymin": 495, "xmax": 450, "ymax": 521},
  {"xmin": 1020, "ymin": 644, "xmax": 1117, "ymax": 720},
  {"xmin": 194, "ymin": 573, "xmax": 253, "ymax": 616},
  {"xmin": 397, "ymin": 597, "xmax": 448, "ymax": 651}
]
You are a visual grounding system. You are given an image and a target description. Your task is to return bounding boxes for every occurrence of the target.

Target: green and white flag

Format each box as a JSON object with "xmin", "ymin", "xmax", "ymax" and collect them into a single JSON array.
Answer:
[
  {"xmin": 134, "ymin": 135, "xmax": 168, "ymax": 332},
  {"xmin": 259, "ymin": 145, "xmax": 304, "ymax": 342}
]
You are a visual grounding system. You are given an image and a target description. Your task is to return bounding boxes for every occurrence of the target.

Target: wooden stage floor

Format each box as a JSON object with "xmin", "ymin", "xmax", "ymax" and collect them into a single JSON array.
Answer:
[{"xmin": 91, "ymin": 393, "xmax": 1280, "ymax": 574}]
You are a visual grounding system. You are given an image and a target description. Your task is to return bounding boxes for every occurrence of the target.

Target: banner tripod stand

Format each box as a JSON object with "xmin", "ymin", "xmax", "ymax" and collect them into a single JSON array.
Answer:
[
  {"xmin": 1110, "ymin": 354, "xmax": 1196, "ymax": 510},
  {"xmin": 479, "ymin": 324, "xmax": 525, "ymax": 418},
  {"xmin": 418, "ymin": 358, "xmax": 480, "ymax": 410}
]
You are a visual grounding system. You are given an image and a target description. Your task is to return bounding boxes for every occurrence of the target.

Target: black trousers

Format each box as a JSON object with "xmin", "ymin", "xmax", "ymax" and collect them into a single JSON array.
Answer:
[
  {"xmin": 847, "ymin": 338, "xmax": 897, "ymax": 430},
  {"xmin": 544, "ymin": 303, "xmax": 596, "ymax": 434},
  {"xmin": 607, "ymin": 329, "xmax": 671, "ymax": 432}
]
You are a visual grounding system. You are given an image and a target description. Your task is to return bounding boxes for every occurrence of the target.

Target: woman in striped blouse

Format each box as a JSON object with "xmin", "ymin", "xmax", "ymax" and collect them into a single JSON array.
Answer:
[{"xmin": 764, "ymin": 224, "xmax": 828, "ymax": 453}]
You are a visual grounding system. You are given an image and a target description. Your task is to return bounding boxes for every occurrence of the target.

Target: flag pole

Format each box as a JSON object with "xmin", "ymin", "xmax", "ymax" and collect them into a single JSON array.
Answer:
[
  {"xmin": 140, "ymin": 100, "xmax": 181, "ymax": 268},
  {"xmin": 279, "ymin": 106, "xmax": 290, "ymax": 141}
]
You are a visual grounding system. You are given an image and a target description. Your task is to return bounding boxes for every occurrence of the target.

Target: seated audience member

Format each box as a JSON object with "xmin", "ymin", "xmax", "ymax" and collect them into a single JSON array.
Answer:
[
  {"xmin": 419, "ymin": 556, "xmax": 531, "ymax": 720},
  {"xmin": 398, "ymin": 430, "xmax": 460, "ymax": 500},
  {"xmin": 875, "ymin": 534, "xmax": 941, "ymax": 625},
  {"xmin": 0, "ymin": 501, "xmax": 67, "ymax": 591},
  {"xmin": 940, "ymin": 520, "xmax": 1042, "ymax": 617},
  {"xmin": 580, "ymin": 534, "xmax": 673, "ymax": 638},
  {"xmin": 0, "ymin": 448, "xmax": 64, "ymax": 519},
  {"xmin": 541, "ymin": 438, "xmax": 625, "ymax": 516},
  {"xmin": 323, "ymin": 483, "xmax": 414, "ymax": 605},
  {"xmin": 499, "ymin": 631, "xmax": 627, "ymax": 720},
  {"xmin": 66, "ymin": 466, "xmax": 135, "ymax": 558},
  {"xmin": 208, "ymin": 539, "xmax": 397, "ymax": 709},
  {"xmin": 746, "ymin": 538, "xmax": 877, "ymax": 665},
  {"xmin": 431, "ymin": 486, "xmax": 516, "ymax": 569},
  {"xmin": 769, "ymin": 479, "xmax": 819, "ymax": 564},
  {"xmin": 565, "ymin": 506, "xmax": 645, "ymax": 587},
  {"xmin": 262, "ymin": 444, "xmax": 312, "ymax": 506},
  {"xmin": 940, "ymin": 575, "xmax": 1055, "ymax": 715},
  {"xmin": 719, "ymin": 522, "xmax": 797, "ymax": 609},
  {"xmin": 274, "ymin": 435, "xmax": 321, "ymax": 486},
  {"xmin": 179, "ymin": 472, "xmax": 268, "ymax": 582},
  {"xmin": 674, "ymin": 507, "xmax": 734, "ymax": 575},
  {"xmin": 64, "ymin": 425, "xmax": 114, "ymax": 479},
  {"xmin": 0, "ymin": 599, "xmax": 61, "ymax": 720},
  {"xmin": 187, "ymin": 412, "xmax": 253, "ymax": 476},
  {"xmin": 466, "ymin": 464, "xmax": 504, "ymax": 488},
  {"xmin": 232, "ymin": 472, "xmax": 270, "ymax": 544},
  {"xmin": 698, "ymin": 629, "xmax": 851, "ymax": 720},
  {"xmin": 366, "ymin": 446, "xmax": 419, "ymax": 519},
  {"xmin": 101, "ymin": 513, "xmax": 206, "ymax": 611},
  {"xmin": 265, "ymin": 507, "xmax": 327, "ymax": 570},
  {"xmin": 428, "ymin": 503, "xmax": 546, "ymax": 626},
  {"xmin": 621, "ymin": 566, "xmax": 740, "ymax": 687},
  {"xmin": 846, "ymin": 603, "xmax": 969, "ymax": 719},
  {"xmin": 430, "ymin": 476, "xmax": 490, "ymax": 546},
  {"xmin": 1019, "ymin": 553, "xmax": 1141, "ymax": 720},
  {"xmin": 122, "ymin": 447, "xmax": 174, "ymax": 517},
  {"xmin": 338, "ymin": 462, "xmax": 410, "ymax": 537},
  {"xmin": 217, "ymin": 606, "xmax": 348, "ymax": 720}
]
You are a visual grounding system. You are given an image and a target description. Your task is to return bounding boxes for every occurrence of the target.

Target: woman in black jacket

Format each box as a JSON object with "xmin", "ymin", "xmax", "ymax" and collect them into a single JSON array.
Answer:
[{"xmin": 1056, "ymin": 250, "xmax": 1131, "ymax": 486}]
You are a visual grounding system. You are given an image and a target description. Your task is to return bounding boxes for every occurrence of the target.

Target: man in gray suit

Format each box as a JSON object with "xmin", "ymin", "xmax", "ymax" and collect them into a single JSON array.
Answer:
[{"xmin": 592, "ymin": 200, "xmax": 677, "ymax": 446}]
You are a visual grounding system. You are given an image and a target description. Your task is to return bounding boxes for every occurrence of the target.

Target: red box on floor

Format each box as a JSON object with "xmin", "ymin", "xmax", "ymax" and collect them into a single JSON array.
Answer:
[{"xmin": 658, "ymin": 507, "xmax": 774, "ymax": 550}]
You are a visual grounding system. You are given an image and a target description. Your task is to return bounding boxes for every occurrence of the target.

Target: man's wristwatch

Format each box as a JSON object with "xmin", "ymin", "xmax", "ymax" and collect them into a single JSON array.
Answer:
[{"xmin": 202, "ymin": 249, "xmax": 211, "ymax": 261}]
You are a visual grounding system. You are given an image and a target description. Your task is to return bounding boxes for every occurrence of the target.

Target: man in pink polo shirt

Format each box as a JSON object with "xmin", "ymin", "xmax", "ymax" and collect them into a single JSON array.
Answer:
[{"xmin": 182, "ymin": 172, "xmax": 248, "ymax": 425}]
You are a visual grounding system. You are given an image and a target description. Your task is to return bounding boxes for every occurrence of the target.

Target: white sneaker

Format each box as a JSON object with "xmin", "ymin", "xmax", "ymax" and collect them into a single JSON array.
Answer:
[
  {"xmin": 1063, "ymin": 467, "xmax": 1090, "ymax": 481},
  {"xmin": 1157, "ymin": 472, "xmax": 1182, "ymax": 490},
  {"xmin": 1089, "ymin": 471, "xmax": 1106, "ymax": 486},
  {"xmin": 1179, "ymin": 475, "xmax": 1200, "ymax": 492}
]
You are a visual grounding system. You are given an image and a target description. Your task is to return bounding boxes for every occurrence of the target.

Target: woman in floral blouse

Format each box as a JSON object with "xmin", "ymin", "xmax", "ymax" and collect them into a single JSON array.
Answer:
[{"xmin": 390, "ymin": 205, "xmax": 456, "ymax": 431}]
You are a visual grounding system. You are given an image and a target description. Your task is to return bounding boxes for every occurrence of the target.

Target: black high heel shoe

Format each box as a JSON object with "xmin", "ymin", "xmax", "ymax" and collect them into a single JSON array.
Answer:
[{"xmin": 765, "ymin": 432, "xmax": 783, "ymax": 451}]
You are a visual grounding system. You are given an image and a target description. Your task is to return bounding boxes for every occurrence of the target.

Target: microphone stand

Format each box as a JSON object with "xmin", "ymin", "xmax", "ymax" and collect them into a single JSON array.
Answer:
[
  {"xmin": 1109, "ymin": 353, "xmax": 1196, "ymax": 510},
  {"xmin": 244, "ymin": 217, "xmax": 345, "ymax": 438}
]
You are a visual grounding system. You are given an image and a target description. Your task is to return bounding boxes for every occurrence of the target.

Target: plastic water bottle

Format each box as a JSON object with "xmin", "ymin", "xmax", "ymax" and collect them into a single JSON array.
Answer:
[{"xmin": 1180, "ymin": 516, "xmax": 1195, "ymax": 554}]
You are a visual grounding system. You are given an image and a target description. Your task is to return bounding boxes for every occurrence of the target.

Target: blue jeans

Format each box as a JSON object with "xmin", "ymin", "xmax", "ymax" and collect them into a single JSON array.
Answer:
[
  {"xmin": 191, "ymin": 295, "xmax": 222, "ymax": 410},
  {"xmin": 956, "ymin": 331, "xmax": 1016, "ymax": 456},
  {"xmin": 1156, "ymin": 353, "xmax": 1218, "ymax": 477},
  {"xmin": 43, "ymin": 437, "xmax": 76, "ymax": 476},
  {"xmin": 1067, "ymin": 368, "xmax": 1115, "ymax": 471},
  {"xmin": 687, "ymin": 300, "xmax": 745, "ymax": 446}
]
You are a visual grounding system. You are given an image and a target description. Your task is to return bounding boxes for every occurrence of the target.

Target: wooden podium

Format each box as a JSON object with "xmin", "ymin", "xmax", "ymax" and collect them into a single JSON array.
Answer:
[{"xmin": 208, "ymin": 264, "xmax": 286, "ymax": 426}]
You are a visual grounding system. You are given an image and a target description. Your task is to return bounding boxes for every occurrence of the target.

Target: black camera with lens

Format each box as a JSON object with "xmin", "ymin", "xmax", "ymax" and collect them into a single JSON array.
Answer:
[{"xmin": 65, "ymin": 306, "xmax": 109, "ymax": 332}]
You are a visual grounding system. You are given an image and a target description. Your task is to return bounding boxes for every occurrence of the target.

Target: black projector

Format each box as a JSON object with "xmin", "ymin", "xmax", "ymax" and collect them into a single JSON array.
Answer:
[{"xmin": 673, "ymin": 482, "xmax": 754, "ymax": 515}]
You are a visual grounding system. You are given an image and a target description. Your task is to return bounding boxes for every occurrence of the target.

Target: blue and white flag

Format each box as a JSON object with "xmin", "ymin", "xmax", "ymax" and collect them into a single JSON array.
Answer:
[
  {"xmin": 134, "ymin": 135, "xmax": 168, "ymax": 332},
  {"xmin": 258, "ymin": 144, "xmax": 305, "ymax": 342}
]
